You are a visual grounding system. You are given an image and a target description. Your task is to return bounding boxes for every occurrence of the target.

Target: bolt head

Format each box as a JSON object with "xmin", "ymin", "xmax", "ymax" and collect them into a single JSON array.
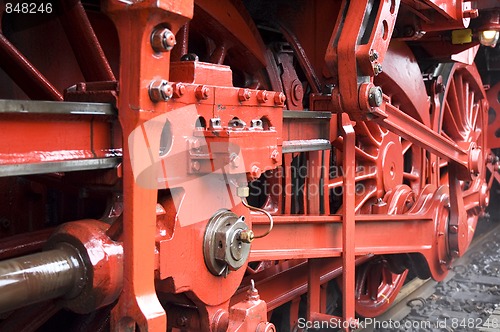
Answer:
[
  {"xmin": 450, "ymin": 225, "xmax": 458, "ymax": 234},
  {"xmin": 270, "ymin": 149, "xmax": 279, "ymax": 162},
  {"xmin": 238, "ymin": 229, "xmax": 254, "ymax": 244},
  {"xmin": 180, "ymin": 53, "xmax": 199, "ymax": 61},
  {"xmin": 195, "ymin": 85, "xmax": 210, "ymax": 100},
  {"xmin": 274, "ymin": 92, "xmax": 286, "ymax": 105},
  {"xmin": 149, "ymin": 80, "xmax": 173, "ymax": 102},
  {"xmin": 368, "ymin": 86, "xmax": 383, "ymax": 107},
  {"xmin": 229, "ymin": 153, "xmax": 240, "ymax": 168},
  {"xmin": 191, "ymin": 161, "xmax": 201, "ymax": 172},
  {"xmin": 373, "ymin": 63, "xmax": 383, "ymax": 75},
  {"xmin": 172, "ymin": 83, "xmax": 185, "ymax": 98},
  {"xmin": 369, "ymin": 50, "xmax": 379, "ymax": 62},
  {"xmin": 238, "ymin": 88, "xmax": 251, "ymax": 101},
  {"xmin": 257, "ymin": 90, "xmax": 269, "ymax": 103},
  {"xmin": 151, "ymin": 28, "xmax": 176, "ymax": 52},
  {"xmin": 250, "ymin": 165, "xmax": 262, "ymax": 178}
]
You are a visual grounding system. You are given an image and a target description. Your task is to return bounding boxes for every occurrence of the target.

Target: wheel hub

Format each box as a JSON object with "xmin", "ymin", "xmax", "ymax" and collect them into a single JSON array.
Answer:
[
  {"xmin": 380, "ymin": 134, "xmax": 404, "ymax": 191},
  {"xmin": 203, "ymin": 210, "xmax": 251, "ymax": 276}
]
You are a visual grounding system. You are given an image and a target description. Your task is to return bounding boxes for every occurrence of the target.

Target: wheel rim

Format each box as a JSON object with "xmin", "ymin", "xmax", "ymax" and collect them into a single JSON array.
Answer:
[
  {"xmin": 437, "ymin": 63, "xmax": 488, "ymax": 254},
  {"xmin": 354, "ymin": 259, "xmax": 408, "ymax": 318}
]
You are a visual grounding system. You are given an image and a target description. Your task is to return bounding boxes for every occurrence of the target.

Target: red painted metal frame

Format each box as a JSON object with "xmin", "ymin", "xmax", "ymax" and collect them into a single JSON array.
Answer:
[
  {"xmin": 104, "ymin": 1, "xmax": 193, "ymax": 330},
  {"xmin": 0, "ymin": 0, "xmax": 494, "ymax": 331}
]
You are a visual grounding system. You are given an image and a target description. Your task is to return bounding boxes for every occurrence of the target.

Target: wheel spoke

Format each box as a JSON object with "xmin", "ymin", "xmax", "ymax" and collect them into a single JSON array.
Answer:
[
  {"xmin": 328, "ymin": 172, "xmax": 377, "ymax": 189},
  {"xmin": 443, "ymin": 101, "xmax": 462, "ymax": 139},
  {"xmin": 356, "ymin": 121, "xmax": 382, "ymax": 147},
  {"xmin": 403, "ymin": 172, "xmax": 419, "ymax": 181},
  {"xmin": 448, "ymin": 77, "xmax": 465, "ymax": 132},
  {"xmin": 355, "ymin": 188, "xmax": 377, "ymax": 212},
  {"xmin": 402, "ymin": 140, "xmax": 412, "ymax": 154},
  {"xmin": 367, "ymin": 264, "xmax": 382, "ymax": 300}
]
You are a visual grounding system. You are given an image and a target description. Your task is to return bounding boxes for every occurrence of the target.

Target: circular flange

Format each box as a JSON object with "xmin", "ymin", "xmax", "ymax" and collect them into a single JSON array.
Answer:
[
  {"xmin": 381, "ymin": 138, "xmax": 404, "ymax": 192},
  {"xmin": 203, "ymin": 210, "xmax": 251, "ymax": 276}
]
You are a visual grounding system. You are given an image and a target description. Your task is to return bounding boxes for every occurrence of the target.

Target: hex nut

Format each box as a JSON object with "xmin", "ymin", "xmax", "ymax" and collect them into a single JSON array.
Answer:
[
  {"xmin": 238, "ymin": 88, "xmax": 251, "ymax": 102},
  {"xmin": 257, "ymin": 90, "xmax": 269, "ymax": 103},
  {"xmin": 172, "ymin": 83, "xmax": 186, "ymax": 98},
  {"xmin": 195, "ymin": 85, "xmax": 210, "ymax": 100},
  {"xmin": 368, "ymin": 86, "xmax": 383, "ymax": 107},
  {"xmin": 151, "ymin": 28, "xmax": 176, "ymax": 52},
  {"xmin": 274, "ymin": 92, "xmax": 286, "ymax": 105},
  {"xmin": 149, "ymin": 80, "xmax": 173, "ymax": 102},
  {"xmin": 373, "ymin": 63, "xmax": 383, "ymax": 76}
]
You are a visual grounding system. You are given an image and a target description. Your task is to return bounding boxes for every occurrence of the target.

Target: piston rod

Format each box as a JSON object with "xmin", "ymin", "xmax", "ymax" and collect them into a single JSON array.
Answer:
[{"xmin": 0, "ymin": 245, "xmax": 85, "ymax": 314}]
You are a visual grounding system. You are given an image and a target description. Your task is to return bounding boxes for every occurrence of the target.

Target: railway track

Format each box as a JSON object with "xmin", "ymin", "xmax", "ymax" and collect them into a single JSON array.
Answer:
[{"xmin": 358, "ymin": 218, "xmax": 500, "ymax": 332}]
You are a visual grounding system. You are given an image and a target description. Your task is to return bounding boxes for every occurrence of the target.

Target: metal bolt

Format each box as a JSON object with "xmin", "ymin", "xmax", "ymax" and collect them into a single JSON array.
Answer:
[
  {"xmin": 368, "ymin": 86, "xmax": 383, "ymax": 107},
  {"xmin": 151, "ymin": 28, "xmax": 176, "ymax": 52},
  {"xmin": 191, "ymin": 161, "xmax": 201, "ymax": 172},
  {"xmin": 180, "ymin": 53, "xmax": 199, "ymax": 61},
  {"xmin": 270, "ymin": 149, "xmax": 279, "ymax": 163},
  {"xmin": 149, "ymin": 79, "xmax": 173, "ymax": 102},
  {"xmin": 172, "ymin": 83, "xmax": 185, "ymax": 98},
  {"xmin": 257, "ymin": 90, "xmax": 269, "ymax": 103},
  {"xmin": 373, "ymin": 63, "xmax": 383, "ymax": 75},
  {"xmin": 369, "ymin": 50, "xmax": 379, "ymax": 62},
  {"xmin": 230, "ymin": 153, "xmax": 240, "ymax": 168},
  {"xmin": 238, "ymin": 88, "xmax": 251, "ymax": 102},
  {"xmin": 450, "ymin": 225, "xmax": 458, "ymax": 234},
  {"xmin": 239, "ymin": 229, "xmax": 254, "ymax": 243},
  {"xmin": 274, "ymin": 92, "xmax": 286, "ymax": 105},
  {"xmin": 250, "ymin": 165, "xmax": 262, "ymax": 178},
  {"xmin": 195, "ymin": 85, "xmax": 210, "ymax": 100}
]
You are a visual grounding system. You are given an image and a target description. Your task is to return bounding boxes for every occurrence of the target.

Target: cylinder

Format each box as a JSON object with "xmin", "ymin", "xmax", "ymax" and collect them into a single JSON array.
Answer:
[{"xmin": 0, "ymin": 245, "xmax": 84, "ymax": 313}]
